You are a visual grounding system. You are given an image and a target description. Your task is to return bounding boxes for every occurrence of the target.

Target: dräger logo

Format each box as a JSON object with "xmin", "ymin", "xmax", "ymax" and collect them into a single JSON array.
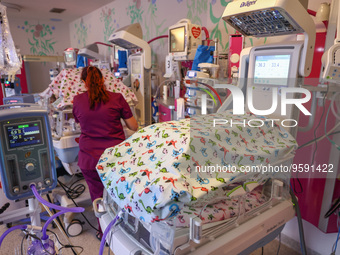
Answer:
[{"xmin": 240, "ymin": 0, "xmax": 257, "ymax": 7}]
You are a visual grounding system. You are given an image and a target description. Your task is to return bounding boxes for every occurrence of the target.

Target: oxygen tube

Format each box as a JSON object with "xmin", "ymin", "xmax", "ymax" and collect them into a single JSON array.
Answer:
[
  {"xmin": 0, "ymin": 184, "xmax": 85, "ymax": 254},
  {"xmin": 99, "ymin": 210, "xmax": 124, "ymax": 255}
]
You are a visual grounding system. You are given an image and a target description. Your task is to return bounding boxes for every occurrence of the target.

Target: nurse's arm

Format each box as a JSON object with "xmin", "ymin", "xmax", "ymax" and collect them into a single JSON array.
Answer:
[{"xmin": 124, "ymin": 116, "xmax": 138, "ymax": 131}]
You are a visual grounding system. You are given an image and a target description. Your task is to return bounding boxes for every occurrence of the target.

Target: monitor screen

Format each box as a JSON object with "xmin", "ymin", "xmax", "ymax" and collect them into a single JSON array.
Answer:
[
  {"xmin": 6, "ymin": 121, "xmax": 43, "ymax": 149},
  {"xmin": 169, "ymin": 26, "xmax": 185, "ymax": 53},
  {"xmin": 131, "ymin": 58, "xmax": 141, "ymax": 74},
  {"xmin": 65, "ymin": 51, "xmax": 75, "ymax": 62},
  {"xmin": 254, "ymin": 55, "xmax": 291, "ymax": 86}
]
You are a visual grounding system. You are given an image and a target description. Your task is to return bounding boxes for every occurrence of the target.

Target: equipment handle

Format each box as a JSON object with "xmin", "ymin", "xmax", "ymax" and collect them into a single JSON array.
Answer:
[
  {"xmin": 93, "ymin": 198, "xmax": 107, "ymax": 218},
  {"xmin": 0, "ymin": 103, "xmax": 34, "ymax": 110}
]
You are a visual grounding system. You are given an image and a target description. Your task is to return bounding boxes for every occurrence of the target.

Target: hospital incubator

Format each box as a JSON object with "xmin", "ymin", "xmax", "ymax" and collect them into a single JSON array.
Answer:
[
  {"xmin": 43, "ymin": 67, "xmax": 138, "ymax": 175},
  {"xmin": 92, "ymin": 0, "xmax": 317, "ymax": 254}
]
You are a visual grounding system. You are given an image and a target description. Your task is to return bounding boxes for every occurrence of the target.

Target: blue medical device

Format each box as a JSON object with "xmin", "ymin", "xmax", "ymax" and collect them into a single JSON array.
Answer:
[{"xmin": 0, "ymin": 104, "xmax": 57, "ymax": 200}]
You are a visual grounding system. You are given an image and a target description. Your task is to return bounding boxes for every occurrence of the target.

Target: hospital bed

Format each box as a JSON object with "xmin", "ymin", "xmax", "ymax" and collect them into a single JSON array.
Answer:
[
  {"xmin": 93, "ymin": 0, "xmax": 316, "ymax": 253},
  {"xmin": 94, "ymin": 111, "xmax": 298, "ymax": 255}
]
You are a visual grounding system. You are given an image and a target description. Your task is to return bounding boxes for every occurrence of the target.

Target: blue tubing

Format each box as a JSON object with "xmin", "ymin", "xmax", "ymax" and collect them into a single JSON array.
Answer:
[
  {"xmin": 99, "ymin": 215, "xmax": 120, "ymax": 255},
  {"xmin": 30, "ymin": 184, "xmax": 84, "ymax": 213},
  {"xmin": 30, "ymin": 184, "xmax": 85, "ymax": 240},
  {"xmin": 41, "ymin": 211, "xmax": 66, "ymax": 240},
  {"xmin": 0, "ymin": 225, "xmax": 27, "ymax": 247}
]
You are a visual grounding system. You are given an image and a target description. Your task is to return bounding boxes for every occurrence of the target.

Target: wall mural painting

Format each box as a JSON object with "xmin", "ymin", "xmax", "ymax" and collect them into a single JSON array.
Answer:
[
  {"xmin": 19, "ymin": 21, "xmax": 57, "ymax": 56},
  {"xmin": 74, "ymin": 19, "xmax": 88, "ymax": 48},
  {"xmin": 209, "ymin": 0, "xmax": 232, "ymax": 51},
  {"xmin": 144, "ymin": 0, "xmax": 168, "ymax": 64},
  {"xmin": 186, "ymin": 0, "xmax": 208, "ymax": 26},
  {"xmin": 100, "ymin": 7, "xmax": 119, "ymax": 53},
  {"xmin": 127, "ymin": 0, "xmax": 144, "ymax": 24},
  {"xmin": 144, "ymin": 0, "xmax": 167, "ymax": 42}
]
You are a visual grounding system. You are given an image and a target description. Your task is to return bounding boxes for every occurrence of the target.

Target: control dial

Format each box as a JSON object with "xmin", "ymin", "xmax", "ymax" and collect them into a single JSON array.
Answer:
[{"xmin": 25, "ymin": 163, "xmax": 35, "ymax": 172}]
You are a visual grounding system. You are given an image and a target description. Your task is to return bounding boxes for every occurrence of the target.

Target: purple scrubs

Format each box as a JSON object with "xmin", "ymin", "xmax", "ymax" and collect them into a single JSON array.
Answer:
[{"xmin": 73, "ymin": 91, "xmax": 133, "ymax": 234}]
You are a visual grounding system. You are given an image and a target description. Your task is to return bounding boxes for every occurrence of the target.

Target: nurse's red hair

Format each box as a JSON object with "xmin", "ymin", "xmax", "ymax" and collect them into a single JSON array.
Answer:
[{"xmin": 81, "ymin": 66, "xmax": 109, "ymax": 109}]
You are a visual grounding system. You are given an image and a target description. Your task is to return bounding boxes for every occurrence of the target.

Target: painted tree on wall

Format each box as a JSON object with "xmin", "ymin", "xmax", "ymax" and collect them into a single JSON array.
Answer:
[
  {"xmin": 209, "ymin": 0, "xmax": 232, "ymax": 50},
  {"xmin": 100, "ymin": 6, "xmax": 119, "ymax": 45},
  {"xmin": 144, "ymin": 0, "xmax": 167, "ymax": 42},
  {"xmin": 74, "ymin": 18, "xmax": 88, "ymax": 47},
  {"xmin": 127, "ymin": 0, "xmax": 143, "ymax": 24},
  {"xmin": 18, "ymin": 21, "xmax": 57, "ymax": 55},
  {"xmin": 144, "ymin": 0, "xmax": 168, "ymax": 65},
  {"xmin": 186, "ymin": 0, "xmax": 208, "ymax": 26}
]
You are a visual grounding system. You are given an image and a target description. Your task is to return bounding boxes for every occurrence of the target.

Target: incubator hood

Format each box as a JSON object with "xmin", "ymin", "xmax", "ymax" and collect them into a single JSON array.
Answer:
[
  {"xmin": 109, "ymin": 23, "xmax": 151, "ymax": 69},
  {"xmin": 222, "ymin": 0, "xmax": 316, "ymax": 77},
  {"xmin": 78, "ymin": 43, "xmax": 105, "ymax": 60}
]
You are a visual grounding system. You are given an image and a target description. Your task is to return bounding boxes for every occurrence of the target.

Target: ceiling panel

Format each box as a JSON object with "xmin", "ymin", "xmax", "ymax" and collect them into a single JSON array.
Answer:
[{"xmin": 3, "ymin": 0, "xmax": 114, "ymax": 23}]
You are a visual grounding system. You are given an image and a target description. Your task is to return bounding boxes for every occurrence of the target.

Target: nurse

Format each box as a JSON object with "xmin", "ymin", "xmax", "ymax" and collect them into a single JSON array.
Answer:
[{"xmin": 72, "ymin": 66, "xmax": 138, "ymax": 240}]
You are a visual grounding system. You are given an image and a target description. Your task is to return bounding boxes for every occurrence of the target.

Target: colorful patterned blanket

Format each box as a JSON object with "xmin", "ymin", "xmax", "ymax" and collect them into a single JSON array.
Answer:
[
  {"xmin": 42, "ymin": 68, "xmax": 138, "ymax": 109},
  {"xmin": 96, "ymin": 113, "xmax": 297, "ymax": 223},
  {"xmin": 175, "ymin": 186, "xmax": 268, "ymax": 227}
]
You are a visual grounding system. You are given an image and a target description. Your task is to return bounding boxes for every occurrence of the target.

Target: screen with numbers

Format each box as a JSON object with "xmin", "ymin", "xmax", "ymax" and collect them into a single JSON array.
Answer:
[
  {"xmin": 5, "ymin": 121, "xmax": 43, "ymax": 149},
  {"xmin": 254, "ymin": 55, "xmax": 291, "ymax": 86}
]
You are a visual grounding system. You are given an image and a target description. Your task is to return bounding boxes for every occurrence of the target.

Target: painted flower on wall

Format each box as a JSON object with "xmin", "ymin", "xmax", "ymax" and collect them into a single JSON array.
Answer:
[
  {"xmin": 100, "ymin": 6, "xmax": 118, "ymax": 46},
  {"xmin": 144, "ymin": 0, "xmax": 168, "ymax": 64},
  {"xmin": 187, "ymin": 0, "xmax": 208, "ymax": 26},
  {"xmin": 74, "ymin": 18, "xmax": 88, "ymax": 47},
  {"xmin": 18, "ymin": 21, "xmax": 57, "ymax": 55},
  {"xmin": 133, "ymin": 0, "xmax": 141, "ymax": 9},
  {"xmin": 127, "ymin": 1, "xmax": 144, "ymax": 24}
]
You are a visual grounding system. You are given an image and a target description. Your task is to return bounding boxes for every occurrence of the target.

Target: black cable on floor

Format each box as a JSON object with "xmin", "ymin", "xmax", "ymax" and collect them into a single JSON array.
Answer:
[
  {"xmin": 57, "ymin": 179, "xmax": 99, "ymax": 232},
  {"xmin": 48, "ymin": 229, "xmax": 84, "ymax": 254},
  {"xmin": 20, "ymin": 232, "xmax": 25, "ymax": 255},
  {"xmin": 46, "ymin": 193, "xmax": 78, "ymax": 255},
  {"xmin": 59, "ymin": 178, "xmax": 86, "ymax": 199}
]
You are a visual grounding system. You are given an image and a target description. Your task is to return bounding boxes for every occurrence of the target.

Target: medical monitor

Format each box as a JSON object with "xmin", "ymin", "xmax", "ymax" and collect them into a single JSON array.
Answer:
[
  {"xmin": 65, "ymin": 51, "xmax": 75, "ymax": 62},
  {"xmin": 0, "ymin": 105, "xmax": 57, "ymax": 200},
  {"xmin": 168, "ymin": 19, "xmax": 201, "ymax": 61},
  {"xmin": 169, "ymin": 26, "xmax": 185, "ymax": 53},
  {"xmin": 64, "ymin": 48, "xmax": 77, "ymax": 66},
  {"xmin": 246, "ymin": 42, "xmax": 303, "ymax": 136}
]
